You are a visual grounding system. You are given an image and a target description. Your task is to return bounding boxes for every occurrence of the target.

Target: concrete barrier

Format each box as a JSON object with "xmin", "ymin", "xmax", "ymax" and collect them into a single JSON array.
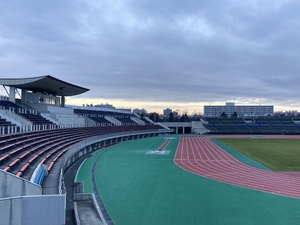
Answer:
[
  {"xmin": 0, "ymin": 194, "xmax": 65, "ymax": 225},
  {"xmin": 0, "ymin": 169, "xmax": 42, "ymax": 198}
]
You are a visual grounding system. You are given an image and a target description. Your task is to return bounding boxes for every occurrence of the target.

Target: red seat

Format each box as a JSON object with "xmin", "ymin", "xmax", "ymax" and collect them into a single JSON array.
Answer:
[
  {"xmin": 39, "ymin": 158, "xmax": 47, "ymax": 164},
  {"xmin": 16, "ymin": 172, "xmax": 22, "ymax": 177},
  {"xmin": 28, "ymin": 155, "xmax": 38, "ymax": 163},
  {"xmin": 0, "ymin": 143, "xmax": 15, "ymax": 151},
  {"xmin": 20, "ymin": 162, "xmax": 30, "ymax": 172},
  {"xmin": 0, "ymin": 154, "xmax": 10, "ymax": 162},
  {"xmin": 9, "ymin": 158, "xmax": 20, "ymax": 167},
  {"xmin": 47, "ymin": 161, "xmax": 55, "ymax": 172},
  {"xmin": 19, "ymin": 151, "xmax": 31, "ymax": 159}
]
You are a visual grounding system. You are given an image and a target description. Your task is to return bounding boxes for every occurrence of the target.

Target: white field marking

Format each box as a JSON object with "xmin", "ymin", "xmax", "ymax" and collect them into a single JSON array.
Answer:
[{"xmin": 146, "ymin": 150, "xmax": 171, "ymax": 155}]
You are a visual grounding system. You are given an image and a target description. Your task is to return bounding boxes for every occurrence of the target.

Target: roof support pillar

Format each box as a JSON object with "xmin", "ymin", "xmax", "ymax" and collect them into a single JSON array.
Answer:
[
  {"xmin": 9, "ymin": 86, "xmax": 16, "ymax": 103},
  {"xmin": 21, "ymin": 89, "xmax": 27, "ymax": 103},
  {"xmin": 61, "ymin": 96, "xmax": 65, "ymax": 107}
]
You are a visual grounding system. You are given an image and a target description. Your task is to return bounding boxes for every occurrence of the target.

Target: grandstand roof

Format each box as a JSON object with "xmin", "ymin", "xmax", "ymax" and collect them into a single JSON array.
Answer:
[{"xmin": 0, "ymin": 75, "xmax": 89, "ymax": 96}]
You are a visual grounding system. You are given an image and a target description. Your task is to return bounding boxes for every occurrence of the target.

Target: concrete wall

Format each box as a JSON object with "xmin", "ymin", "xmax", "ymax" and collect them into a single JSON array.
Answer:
[
  {"xmin": 160, "ymin": 122, "xmax": 192, "ymax": 134},
  {"xmin": 27, "ymin": 103, "xmax": 73, "ymax": 114},
  {"xmin": 160, "ymin": 122, "xmax": 192, "ymax": 127},
  {"xmin": 47, "ymin": 105, "xmax": 73, "ymax": 114},
  {"xmin": 0, "ymin": 170, "xmax": 42, "ymax": 198},
  {"xmin": 192, "ymin": 121, "xmax": 210, "ymax": 134},
  {"xmin": 0, "ymin": 170, "xmax": 65, "ymax": 225},
  {"xmin": 0, "ymin": 195, "xmax": 65, "ymax": 225},
  {"xmin": 55, "ymin": 114, "xmax": 87, "ymax": 126},
  {"xmin": 0, "ymin": 197, "xmax": 22, "ymax": 225}
]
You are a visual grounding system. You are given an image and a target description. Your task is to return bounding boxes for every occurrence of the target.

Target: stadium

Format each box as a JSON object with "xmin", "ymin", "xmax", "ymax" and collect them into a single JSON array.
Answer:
[{"xmin": 0, "ymin": 76, "xmax": 300, "ymax": 225}]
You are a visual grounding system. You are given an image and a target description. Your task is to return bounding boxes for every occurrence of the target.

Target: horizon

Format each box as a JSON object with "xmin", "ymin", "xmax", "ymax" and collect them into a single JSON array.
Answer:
[
  {"xmin": 0, "ymin": 90, "xmax": 298, "ymax": 115},
  {"xmin": 65, "ymin": 96, "xmax": 299, "ymax": 115}
]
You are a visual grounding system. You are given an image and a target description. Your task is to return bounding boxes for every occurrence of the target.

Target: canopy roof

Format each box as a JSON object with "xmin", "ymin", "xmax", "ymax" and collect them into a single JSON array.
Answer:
[{"xmin": 0, "ymin": 75, "xmax": 89, "ymax": 96}]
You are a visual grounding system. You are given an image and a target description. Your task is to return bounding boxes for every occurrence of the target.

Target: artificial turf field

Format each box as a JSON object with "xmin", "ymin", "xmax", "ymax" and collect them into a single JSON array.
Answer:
[
  {"xmin": 216, "ymin": 138, "xmax": 300, "ymax": 171},
  {"xmin": 76, "ymin": 136, "xmax": 300, "ymax": 225}
]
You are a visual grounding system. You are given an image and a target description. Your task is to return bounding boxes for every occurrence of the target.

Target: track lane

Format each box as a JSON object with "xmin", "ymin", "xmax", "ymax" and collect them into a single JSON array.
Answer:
[{"xmin": 174, "ymin": 136, "xmax": 300, "ymax": 199}]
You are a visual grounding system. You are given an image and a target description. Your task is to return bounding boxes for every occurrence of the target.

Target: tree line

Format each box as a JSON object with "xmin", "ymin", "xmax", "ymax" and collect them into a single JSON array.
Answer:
[{"xmin": 141, "ymin": 112, "xmax": 203, "ymax": 122}]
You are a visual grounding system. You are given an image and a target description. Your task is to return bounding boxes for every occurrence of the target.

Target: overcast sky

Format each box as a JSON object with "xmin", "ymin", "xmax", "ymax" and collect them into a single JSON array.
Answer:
[{"xmin": 1, "ymin": 0, "xmax": 300, "ymax": 114}]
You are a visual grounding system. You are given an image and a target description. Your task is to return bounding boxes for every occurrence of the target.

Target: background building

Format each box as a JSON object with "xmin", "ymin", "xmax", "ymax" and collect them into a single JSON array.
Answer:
[
  {"xmin": 204, "ymin": 102, "xmax": 274, "ymax": 117},
  {"xmin": 163, "ymin": 108, "xmax": 172, "ymax": 117},
  {"xmin": 94, "ymin": 103, "xmax": 115, "ymax": 109}
]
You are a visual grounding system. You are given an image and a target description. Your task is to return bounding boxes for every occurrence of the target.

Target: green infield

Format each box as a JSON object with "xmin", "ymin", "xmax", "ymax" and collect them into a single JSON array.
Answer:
[
  {"xmin": 217, "ymin": 138, "xmax": 300, "ymax": 171},
  {"xmin": 76, "ymin": 136, "xmax": 300, "ymax": 225}
]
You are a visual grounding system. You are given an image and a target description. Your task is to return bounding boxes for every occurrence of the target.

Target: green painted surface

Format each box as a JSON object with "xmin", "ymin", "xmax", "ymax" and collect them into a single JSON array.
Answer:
[
  {"xmin": 77, "ymin": 136, "xmax": 300, "ymax": 225},
  {"xmin": 76, "ymin": 151, "xmax": 102, "ymax": 193}
]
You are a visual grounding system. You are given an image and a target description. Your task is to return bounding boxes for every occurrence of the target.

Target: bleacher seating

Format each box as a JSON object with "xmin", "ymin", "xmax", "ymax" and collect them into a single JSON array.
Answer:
[
  {"xmin": 0, "ymin": 100, "xmax": 54, "ymax": 126},
  {"xmin": 0, "ymin": 100, "xmax": 23, "ymax": 110},
  {"xmin": 74, "ymin": 108, "xmax": 114, "ymax": 125},
  {"xmin": 17, "ymin": 113, "xmax": 53, "ymax": 125},
  {"xmin": 204, "ymin": 116, "xmax": 300, "ymax": 134},
  {"xmin": 89, "ymin": 116, "xmax": 112, "ymax": 125},
  {"xmin": 0, "ymin": 82, "xmax": 171, "ymax": 223},
  {"xmin": 74, "ymin": 108, "xmax": 138, "ymax": 125},
  {"xmin": 115, "ymin": 116, "xmax": 137, "ymax": 125},
  {"xmin": 0, "ymin": 124, "xmax": 164, "ymax": 181},
  {"xmin": 0, "ymin": 117, "xmax": 13, "ymax": 126},
  {"xmin": 0, "ymin": 114, "xmax": 19, "ymax": 134},
  {"xmin": 140, "ymin": 117, "xmax": 152, "ymax": 125}
]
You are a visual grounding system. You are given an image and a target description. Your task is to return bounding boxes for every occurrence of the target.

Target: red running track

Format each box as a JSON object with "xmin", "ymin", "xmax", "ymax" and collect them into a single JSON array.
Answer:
[
  {"xmin": 158, "ymin": 139, "xmax": 171, "ymax": 151},
  {"xmin": 174, "ymin": 136, "xmax": 300, "ymax": 199}
]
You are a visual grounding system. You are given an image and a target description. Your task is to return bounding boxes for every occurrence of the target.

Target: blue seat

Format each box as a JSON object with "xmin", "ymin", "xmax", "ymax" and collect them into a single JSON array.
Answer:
[{"xmin": 35, "ymin": 169, "xmax": 46, "ymax": 185}]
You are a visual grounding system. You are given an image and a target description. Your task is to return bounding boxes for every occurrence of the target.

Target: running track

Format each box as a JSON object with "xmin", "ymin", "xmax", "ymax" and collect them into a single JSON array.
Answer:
[
  {"xmin": 158, "ymin": 139, "xmax": 171, "ymax": 151},
  {"xmin": 174, "ymin": 136, "xmax": 300, "ymax": 199}
]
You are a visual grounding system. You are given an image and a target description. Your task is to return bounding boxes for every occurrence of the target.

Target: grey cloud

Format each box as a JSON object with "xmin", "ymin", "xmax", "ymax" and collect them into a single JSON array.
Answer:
[{"xmin": 1, "ymin": 0, "xmax": 300, "ymax": 110}]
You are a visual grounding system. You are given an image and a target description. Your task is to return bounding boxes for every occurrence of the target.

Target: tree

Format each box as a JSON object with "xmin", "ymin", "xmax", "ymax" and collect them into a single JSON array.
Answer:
[
  {"xmin": 168, "ymin": 112, "xmax": 175, "ymax": 122},
  {"xmin": 191, "ymin": 112, "xmax": 202, "ymax": 121},
  {"xmin": 149, "ymin": 112, "xmax": 159, "ymax": 122},
  {"xmin": 181, "ymin": 113, "xmax": 189, "ymax": 122},
  {"xmin": 231, "ymin": 111, "xmax": 238, "ymax": 118},
  {"xmin": 220, "ymin": 111, "xmax": 227, "ymax": 117}
]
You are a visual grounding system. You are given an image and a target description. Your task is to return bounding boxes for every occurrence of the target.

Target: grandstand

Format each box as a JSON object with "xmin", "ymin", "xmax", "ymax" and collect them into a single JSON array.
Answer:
[
  {"xmin": 3, "ymin": 75, "xmax": 299, "ymax": 224},
  {"xmin": 0, "ymin": 75, "xmax": 171, "ymax": 224},
  {"xmin": 202, "ymin": 116, "xmax": 300, "ymax": 134}
]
